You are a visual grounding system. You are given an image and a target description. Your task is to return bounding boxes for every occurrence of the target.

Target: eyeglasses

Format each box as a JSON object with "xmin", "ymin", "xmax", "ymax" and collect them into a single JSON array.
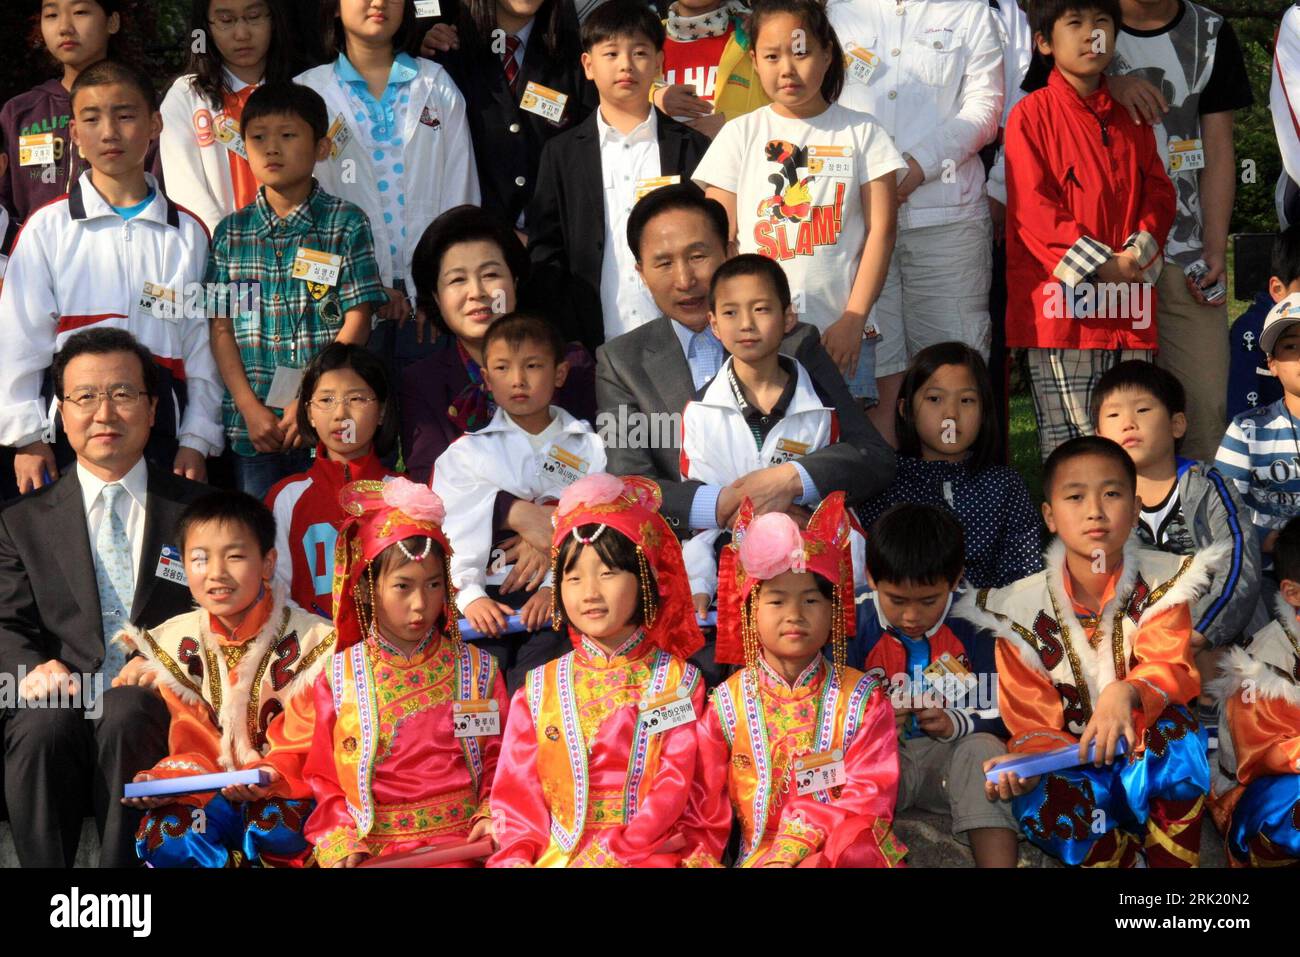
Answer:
[
  {"xmin": 63, "ymin": 386, "xmax": 149, "ymax": 411},
  {"xmin": 309, "ymin": 394, "xmax": 379, "ymax": 413},
  {"xmin": 209, "ymin": 8, "xmax": 271, "ymax": 32}
]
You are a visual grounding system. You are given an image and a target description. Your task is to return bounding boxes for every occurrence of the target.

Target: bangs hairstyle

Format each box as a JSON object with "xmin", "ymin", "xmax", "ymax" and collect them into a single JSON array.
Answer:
[
  {"xmin": 176, "ymin": 490, "xmax": 277, "ymax": 556},
  {"xmin": 69, "ymin": 58, "xmax": 157, "ymax": 111},
  {"xmin": 709, "ymin": 253, "xmax": 791, "ymax": 312},
  {"xmin": 184, "ymin": 0, "xmax": 294, "ymax": 108},
  {"xmin": 748, "ymin": 0, "xmax": 845, "ymax": 104},
  {"xmin": 866, "ymin": 503, "xmax": 965, "ymax": 588},
  {"xmin": 482, "ymin": 312, "xmax": 566, "ymax": 365},
  {"xmin": 1274, "ymin": 517, "xmax": 1300, "ymax": 585},
  {"xmin": 461, "ymin": 0, "xmax": 574, "ymax": 59},
  {"xmin": 1030, "ymin": 0, "xmax": 1123, "ymax": 40},
  {"xmin": 1273, "ymin": 226, "xmax": 1300, "ymax": 287},
  {"xmin": 580, "ymin": 0, "xmax": 665, "ymax": 52},
  {"xmin": 1042, "ymin": 435, "xmax": 1137, "ymax": 499},
  {"xmin": 322, "ymin": 0, "xmax": 423, "ymax": 57},
  {"xmin": 240, "ymin": 81, "xmax": 329, "ymax": 140},
  {"xmin": 627, "ymin": 182, "xmax": 729, "ymax": 262},
  {"xmin": 52, "ymin": 327, "xmax": 158, "ymax": 399},
  {"xmin": 895, "ymin": 342, "xmax": 998, "ymax": 471},
  {"xmin": 1089, "ymin": 359, "xmax": 1186, "ymax": 426},
  {"xmin": 555, "ymin": 525, "xmax": 650, "ymax": 627},
  {"xmin": 34, "ymin": 0, "xmax": 139, "ymax": 70},
  {"xmin": 296, "ymin": 342, "xmax": 399, "ymax": 455},
  {"xmin": 411, "ymin": 205, "xmax": 529, "ymax": 336}
]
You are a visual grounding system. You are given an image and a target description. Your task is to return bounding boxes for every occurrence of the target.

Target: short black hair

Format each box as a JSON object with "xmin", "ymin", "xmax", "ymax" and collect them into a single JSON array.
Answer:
[
  {"xmin": 52, "ymin": 328, "xmax": 158, "ymax": 400},
  {"xmin": 1030, "ymin": 0, "xmax": 1123, "ymax": 39},
  {"xmin": 580, "ymin": 0, "xmax": 665, "ymax": 52},
  {"xmin": 748, "ymin": 0, "xmax": 846, "ymax": 104},
  {"xmin": 555, "ymin": 525, "xmax": 650, "ymax": 627},
  {"xmin": 1089, "ymin": 359, "xmax": 1186, "ymax": 428},
  {"xmin": 708, "ymin": 253, "xmax": 791, "ymax": 312},
  {"xmin": 482, "ymin": 312, "xmax": 566, "ymax": 365},
  {"xmin": 1273, "ymin": 226, "xmax": 1300, "ymax": 287},
  {"xmin": 1042, "ymin": 435, "xmax": 1138, "ymax": 499},
  {"xmin": 866, "ymin": 503, "xmax": 965, "ymax": 588},
  {"xmin": 1275, "ymin": 516, "xmax": 1300, "ymax": 584},
  {"xmin": 627, "ymin": 182, "xmax": 729, "ymax": 261},
  {"xmin": 322, "ymin": 0, "xmax": 423, "ymax": 57},
  {"xmin": 177, "ymin": 491, "xmax": 277, "ymax": 557},
  {"xmin": 296, "ymin": 342, "xmax": 399, "ymax": 455},
  {"xmin": 895, "ymin": 342, "xmax": 999, "ymax": 471},
  {"xmin": 70, "ymin": 59, "xmax": 158, "ymax": 112},
  {"xmin": 411, "ymin": 205, "xmax": 529, "ymax": 336},
  {"xmin": 241, "ymin": 82, "xmax": 329, "ymax": 141}
]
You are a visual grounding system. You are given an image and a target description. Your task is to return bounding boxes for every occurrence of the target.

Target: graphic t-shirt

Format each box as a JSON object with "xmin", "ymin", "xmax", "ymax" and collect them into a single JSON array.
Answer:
[
  {"xmin": 662, "ymin": 31, "xmax": 731, "ymax": 102},
  {"xmin": 691, "ymin": 102, "xmax": 905, "ymax": 332},
  {"xmin": 1138, "ymin": 482, "xmax": 1194, "ymax": 554}
]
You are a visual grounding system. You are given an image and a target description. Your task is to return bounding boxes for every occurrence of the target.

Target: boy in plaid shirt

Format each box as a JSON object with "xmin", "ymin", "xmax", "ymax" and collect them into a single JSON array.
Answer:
[{"xmin": 207, "ymin": 82, "xmax": 387, "ymax": 499}]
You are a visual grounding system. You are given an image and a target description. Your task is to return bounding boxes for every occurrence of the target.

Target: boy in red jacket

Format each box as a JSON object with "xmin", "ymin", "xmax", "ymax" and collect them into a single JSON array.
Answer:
[{"xmin": 1004, "ymin": 0, "xmax": 1175, "ymax": 461}]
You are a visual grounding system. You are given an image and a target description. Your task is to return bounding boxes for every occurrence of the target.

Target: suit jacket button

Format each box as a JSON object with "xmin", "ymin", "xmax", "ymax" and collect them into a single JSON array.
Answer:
[
  {"xmin": 509, "ymin": 122, "xmax": 521, "ymax": 133},
  {"xmin": 514, "ymin": 175, "xmax": 526, "ymax": 186}
]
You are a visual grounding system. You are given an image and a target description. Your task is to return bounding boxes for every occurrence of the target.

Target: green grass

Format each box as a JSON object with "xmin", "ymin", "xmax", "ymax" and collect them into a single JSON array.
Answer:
[{"xmin": 1008, "ymin": 389, "xmax": 1043, "ymax": 505}]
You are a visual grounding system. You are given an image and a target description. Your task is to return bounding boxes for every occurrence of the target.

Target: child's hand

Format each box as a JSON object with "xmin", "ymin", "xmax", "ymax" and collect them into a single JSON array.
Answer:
[
  {"xmin": 654, "ymin": 84, "xmax": 711, "ymax": 121},
  {"xmin": 378, "ymin": 286, "xmax": 412, "ymax": 324},
  {"xmin": 335, "ymin": 852, "xmax": 369, "ymax": 868},
  {"xmin": 467, "ymin": 816, "xmax": 498, "ymax": 850},
  {"xmin": 1106, "ymin": 72, "xmax": 1168, "ymax": 126},
  {"xmin": 464, "ymin": 597, "xmax": 514, "ymax": 637},
  {"xmin": 688, "ymin": 111, "xmax": 727, "ymax": 139},
  {"xmin": 279, "ymin": 400, "xmax": 302, "ymax": 449},
  {"xmin": 499, "ymin": 536, "xmax": 550, "ymax": 594},
  {"xmin": 243, "ymin": 400, "xmax": 286, "ymax": 453},
  {"xmin": 172, "ymin": 447, "xmax": 207, "ymax": 482},
  {"xmin": 111, "ymin": 656, "xmax": 157, "ymax": 690},
  {"xmin": 916, "ymin": 707, "xmax": 955, "ymax": 740},
  {"xmin": 983, "ymin": 753, "xmax": 1039, "ymax": 801},
  {"xmin": 222, "ymin": 767, "xmax": 282, "ymax": 804},
  {"xmin": 820, "ymin": 311, "xmax": 868, "ymax": 376},
  {"xmin": 692, "ymin": 593, "xmax": 711, "ymax": 621},
  {"xmin": 896, "ymin": 156, "xmax": 925, "ymax": 200},
  {"xmin": 893, "ymin": 707, "xmax": 913, "ymax": 737},
  {"xmin": 120, "ymin": 773, "xmax": 169, "ymax": 810},
  {"xmin": 1097, "ymin": 251, "xmax": 1143, "ymax": 284},
  {"xmin": 1078, "ymin": 681, "xmax": 1138, "ymax": 767},
  {"xmin": 14, "ymin": 440, "xmax": 58, "ymax": 494},
  {"xmin": 519, "ymin": 588, "xmax": 552, "ymax": 632},
  {"xmin": 420, "ymin": 22, "xmax": 459, "ymax": 55}
]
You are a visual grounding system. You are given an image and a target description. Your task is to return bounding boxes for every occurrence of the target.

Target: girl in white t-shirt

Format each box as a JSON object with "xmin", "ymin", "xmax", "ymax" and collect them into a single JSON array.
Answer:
[{"xmin": 691, "ymin": 0, "xmax": 903, "ymax": 400}]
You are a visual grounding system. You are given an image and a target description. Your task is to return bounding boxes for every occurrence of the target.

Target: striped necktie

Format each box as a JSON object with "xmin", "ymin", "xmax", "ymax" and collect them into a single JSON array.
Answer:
[
  {"xmin": 502, "ymin": 34, "xmax": 522, "ymax": 94},
  {"xmin": 94, "ymin": 483, "xmax": 133, "ymax": 682}
]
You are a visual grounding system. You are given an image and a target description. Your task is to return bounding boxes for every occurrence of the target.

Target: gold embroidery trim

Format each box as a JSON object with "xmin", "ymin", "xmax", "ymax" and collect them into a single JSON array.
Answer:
[
  {"xmin": 136, "ymin": 627, "xmax": 204, "ymax": 699},
  {"xmin": 246, "ymin": 607, "xmax": 293, "ymax": 745},
  {"xmin": 1045, "ymin": 581, "xmax": 1093, "ymax": 721}
]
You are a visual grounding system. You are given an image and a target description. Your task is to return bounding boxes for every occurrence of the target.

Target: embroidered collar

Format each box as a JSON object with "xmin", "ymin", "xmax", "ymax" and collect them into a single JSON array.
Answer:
[
  {"xmin": 578, "ymin": 628, "xmax": 648, "ymax": 666},
  {"xmin": 369, "ymin": 623, "xmax": 441, "ymax": 665},
  {"xmin": 666, "ymin": 0, "xmax": 746, "ymax": 41},
  {"xmin": 209, "ymin": 584, "xmax": 273, "ymax": 646},
  {"xmin": 757, "ymin": 653, "xmax": 824, "ymax": 694}
]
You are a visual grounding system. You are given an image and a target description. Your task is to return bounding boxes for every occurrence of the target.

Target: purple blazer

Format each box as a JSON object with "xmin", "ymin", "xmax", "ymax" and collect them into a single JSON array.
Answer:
[{"xmin": 399, "ymin": 338, "xmax": 598, "ymax": 485}]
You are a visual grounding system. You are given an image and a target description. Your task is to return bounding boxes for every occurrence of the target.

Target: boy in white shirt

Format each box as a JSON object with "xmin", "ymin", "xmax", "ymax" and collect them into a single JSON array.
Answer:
[{"xmin": 433, "ymin": 313, "xmax": 608, "ymax": 645}]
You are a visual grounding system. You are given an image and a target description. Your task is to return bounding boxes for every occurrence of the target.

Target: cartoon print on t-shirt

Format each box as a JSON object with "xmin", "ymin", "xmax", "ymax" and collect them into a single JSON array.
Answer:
[{"xmin": 753, "ymin": 139, "xmax": 846, "ymax": 261}]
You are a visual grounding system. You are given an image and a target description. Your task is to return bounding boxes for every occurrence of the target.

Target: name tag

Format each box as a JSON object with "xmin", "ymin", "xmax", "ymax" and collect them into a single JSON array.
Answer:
[
  {"xmin": 1167, "ymin": 137, "xmax": 1204, "ymax": 172},
  {"xmin": 139, "ymin": 282, "xmax": 180, "ymax": 322},
  {"xmin": 770, "ymin": 437, "xmax": 811, "ymax": 464},
  {"xmin": 520, "ymin": 81, "xmax": 568, "ymax": 125},
  {"xmin": 923, "ymin": 652, "xmax": 974, "ymax": 705},
  {"xmin": 807, "ymin": 145, "xmax": 853, "ymax": 179},
  {"xmin": 635, "ymin": 174, "xmax": 681, "ymax": 201},
  {"xmin": 414, "ymin": 0, "xmax": 441, "ymax": 16},
  {"xmin": 265, "ymin": 365, "xmax": 305, "ymax": 410},
  {"xmin": 155, "ymin": 545, "xmax": 187, "ymax": 585},
  {"xmin": 327, "ymin": 114, "xmax": 353, "ymax": 159},
  {"xmin": 844, "ymin": 45, "xmax": 880, "ymax": 85},
  {"xmin": 794, "ymin": 748, "xmax": 846, "ymax": 795},
  {"xmin": 541, "ymin": 445, "xmax": 589, "ymax": 486},
  {"xmin": 213, "ymin": 113, "xmax": 248, "ymax": 160},
  {"xmin": 19, "ymin": 132, "xmax": 55, "ymax": 166},
  {"xmin": 453, "ymin": 699, "xmax": 501, "ymax": 737},
  {"xmin": 292, "ymin": 248, "xmax": 341, "ymax": 287},
  {"xmin": 638, "ymin": 686, "xmax": 695, "ymax": 735}
]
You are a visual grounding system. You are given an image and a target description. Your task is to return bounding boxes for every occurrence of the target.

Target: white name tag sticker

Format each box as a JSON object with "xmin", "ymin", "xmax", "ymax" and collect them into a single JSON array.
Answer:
[
  {"xmin": 19, "ymin": 132, "xmax": 55, "ymax": 167},
  {"xmin": 327, "ymin": 114, "xmax": 353, "ymax": 159},
  {"xmin": 213, "ymin": 113, "xmax": 248, "ymax": 160},
  {"xmin": 265, "ymin": 365, "xmax": 305, "ymax": 410},
  {"xmin": 520, "ymin": 81, "xmax": 568, "ymax": 125},
  {"xmin": 844, "ymin": 45, "xmax": 880, "ymax": 85},
  {"xmin": 807, "ymin": 145, "xmax": 854, "ymax": 179},
  {"xmin": 541, "ymin": 445, "xmax": 589, "ymax": 486},
  {"xmin": 795, "ymin": 748, "xmax": 846, "ymax": 795},
  {"xmin": 139, "ymin": 282, "xmax": 180, "ymax": 322},
  {"xmin": 635, "ymin": 174, "xmax": 681, "ymax": 201},
  {"xmin": 155, "ymin": 545, "xmax": 188, "ymax": 585},
  {"xmin": 770, "ymin": 438, "xmax": 810, "ymax": 464},
  {"xmin": 1167, "ymin": 137, "xmax": 1205, "ymax": 172},
  {"xmin": 292, "ymin": 248, "xmax": 342, "ymax": 287},
  {"xmin": 453, "ymin": 699, "xmax": 501, "ymax": 737},
  {"xmin": 414, "ymin": 0, "xmax": 441, "ymax": 16},
  {"xmin": 639, "ymin": 686, "xmax": 695, "ymax": 735}
]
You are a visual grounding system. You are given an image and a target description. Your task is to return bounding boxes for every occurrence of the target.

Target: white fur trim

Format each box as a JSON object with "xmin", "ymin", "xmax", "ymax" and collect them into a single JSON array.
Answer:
[
  {"xmin": 950, "ymin": 588, "xmax": 1049, "ymax": 677},
  {"xmin": 1137, "ymin": 540, "xmax": 1231, "ymax": 625},
  {"xmin": 1210, "ymin": 645, "xmax": 1300, "ymax": 708},
  {"xmin": 112, "ymin": 617, "xmax": 207, "ymax": 707}
]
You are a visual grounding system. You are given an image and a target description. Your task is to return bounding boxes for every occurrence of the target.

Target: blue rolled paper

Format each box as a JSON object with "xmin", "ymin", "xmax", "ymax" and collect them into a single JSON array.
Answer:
[
  {"xmin": 124, "ymin": 768, "xmax": 270, "ymax": 799},
  {"xmin": 457, "ymin": 610, "xmax": 718, "ymax": 640},
  {"xmin": 984, "ymin": 738, "xmax": 1130, "ymax": 782}
]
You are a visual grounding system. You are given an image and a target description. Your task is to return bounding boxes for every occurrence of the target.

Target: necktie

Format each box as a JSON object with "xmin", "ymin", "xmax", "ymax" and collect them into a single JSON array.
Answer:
[
  {"xmin": 94, "ymin": 483, "xmax": 133, "ymax": 683},
  {"xmin": 502, "ymin": 34, "xmax": 521, "ymax": 94}
]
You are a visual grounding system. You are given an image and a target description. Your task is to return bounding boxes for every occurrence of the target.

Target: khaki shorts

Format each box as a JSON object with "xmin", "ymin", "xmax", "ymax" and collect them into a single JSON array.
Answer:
[{"xmin": 898, "ymin": 732, "xmax": 1019, "ymax": 842}]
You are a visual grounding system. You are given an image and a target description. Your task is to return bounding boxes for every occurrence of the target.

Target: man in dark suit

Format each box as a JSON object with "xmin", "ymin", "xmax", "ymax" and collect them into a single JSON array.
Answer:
[
  {"xmin": 523, "ymin": 0, "xmax": 710, "ymax": 352},
  {"xmin": 0, "ymin": 329, "xmax": 208, "ymax": 867},
  {"xmin": 596, "ymin": 184, "xmax": 897, "ymax": 535}
]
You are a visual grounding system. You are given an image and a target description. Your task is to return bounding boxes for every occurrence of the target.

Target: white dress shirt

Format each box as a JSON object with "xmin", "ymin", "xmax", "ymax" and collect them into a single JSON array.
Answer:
[
  {"xmin": 597, "ymin": 107, "xmax": 663, "ymax": 341},
  {"xmin": 79, "ymin": 457, "xmax": 149, "ymax": 582}
]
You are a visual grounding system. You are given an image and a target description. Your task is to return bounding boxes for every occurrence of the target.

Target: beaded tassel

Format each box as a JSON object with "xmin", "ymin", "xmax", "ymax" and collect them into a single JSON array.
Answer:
[
  {"xmin": 741, "ymin": 588, "xmax": 760, "ymax": 673},
  {"xmin": 830, "ymin": 591, "xmax": 847, "ymax": 684},
  {"xmin": 444, "ymin": 554, "xmax": 464, "ymax": 649},
  {"xmin": 636, "ymin": 545, "xmax": 658, "ymax": 630},
  {"xmin": 548, "ymin": 546, "xmax": 563, "ymax": 629}
]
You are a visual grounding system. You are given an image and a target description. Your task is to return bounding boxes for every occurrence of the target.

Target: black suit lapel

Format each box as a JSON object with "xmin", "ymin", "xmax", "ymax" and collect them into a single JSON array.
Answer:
[
  {"xmin": 657, "ymin": 111, "xmax": 686, "ymax": 175},
  {"xmin": 130, "ymin": 467, "xmax": 184, "ymax": 621},
  {"xmin": 573, "ymin": 116, "xmax": 605, "ymax": 240},
  {"xmin": 645, "ymin": 317, "xmax": 696, "ymax": 411},
  {"xmin": 48, "ymin": 471, "xmax": 102, "ymax": 633}
]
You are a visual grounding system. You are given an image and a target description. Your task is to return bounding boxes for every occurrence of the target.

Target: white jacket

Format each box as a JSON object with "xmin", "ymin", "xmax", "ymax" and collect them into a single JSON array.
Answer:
[
  {"xmin": 158, "ymin": 72, "xmax": 257, "ymax": 234},
  {"xmin": 679, "ymin": 356, "xmax": 865, "ymax": 597},
  {"xmin": 296, "ymin": 58, "xmax": 480, "ymax": 292},
  {"xmin": 0, "ymin": 171, "xmax": 223, "ymax": 454},
  {"xmin": 432, "ymin": 406, "xmax": 607, "ymax": 609},
  {"xmin": 827, "ymin": 0, "xmax": 1004, "ymax": 229},
  {"xmin": 985, "ymin": 0, "xmax": 1033, "ymax": 205},
  {"xmin": 1273, "ymin": 5, "xmax": 1300, "ymax": 222}
]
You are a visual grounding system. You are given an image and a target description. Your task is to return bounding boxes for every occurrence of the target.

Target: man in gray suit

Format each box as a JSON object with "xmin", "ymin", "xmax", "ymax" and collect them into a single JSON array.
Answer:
[{"xmin": 595, "ymin": 183, "xmax": 896, "ymax": 535}]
